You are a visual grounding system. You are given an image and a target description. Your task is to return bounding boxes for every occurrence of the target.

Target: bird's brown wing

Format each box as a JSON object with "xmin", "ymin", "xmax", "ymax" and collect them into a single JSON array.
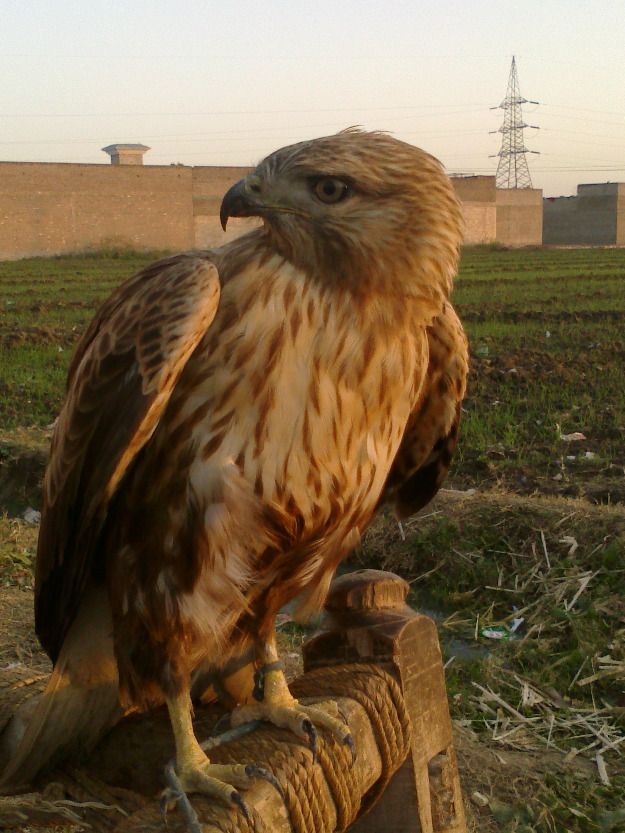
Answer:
[
  {"xmin": 35, "ymin": 253, "xmax": 221, "ymax": 662},
  {"xmin": 380, "ymin": 302, "xmax": 468, "ymax": 518}
]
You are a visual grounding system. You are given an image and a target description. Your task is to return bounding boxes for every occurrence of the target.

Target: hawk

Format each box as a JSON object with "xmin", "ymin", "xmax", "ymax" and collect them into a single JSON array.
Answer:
[{"xmin": 2, "ymin": 130, "xmax": 468, "ymax": 813}]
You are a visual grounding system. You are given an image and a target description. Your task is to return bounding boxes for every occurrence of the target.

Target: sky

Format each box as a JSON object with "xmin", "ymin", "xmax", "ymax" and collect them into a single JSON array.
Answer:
[{"xmin": 2, "ymin": 0, "xmax": 625, "ymax": 196}]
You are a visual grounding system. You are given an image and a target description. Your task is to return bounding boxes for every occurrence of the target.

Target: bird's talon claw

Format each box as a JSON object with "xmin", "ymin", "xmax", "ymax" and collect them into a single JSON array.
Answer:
[
  {"xmin": 245, "ymin": 764, "xmax": 285, "ymax": 799},
  {"xmin": 159, "ymin": 793, "xmax": 171, "ymax": 823},
  {"xmin": 303, "ymin": 718, "xmax": 318, "ymax": 762},
  {"xmin": 161, "ymin": 763, "xmax": 184, "ymax": 815},
  {"xmin": 160, "ymin": 788, "xmax": 178, "ymax": 818},
  {"xmin": 231, "ymin": 790, "xmax": 251, "ymax": 821},
  {"xmin": 161, "ymin": 761, "xmax": 203, "ymax": 833},
  {"xmin": 343, "ymin": 733, "xmax": 356, "ymax": 765}
]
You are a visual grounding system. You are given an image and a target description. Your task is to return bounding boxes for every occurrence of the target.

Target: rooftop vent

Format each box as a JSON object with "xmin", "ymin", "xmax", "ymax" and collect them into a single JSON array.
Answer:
[{"xmin": 102, "ymin": 144, "xmax": 150, "ymax": 165}]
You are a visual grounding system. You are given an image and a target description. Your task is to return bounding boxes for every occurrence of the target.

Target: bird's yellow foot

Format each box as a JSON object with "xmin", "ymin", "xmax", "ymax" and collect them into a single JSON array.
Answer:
[
  {"xmin": 230, "ymin": 663, "xmax": 355, "ymax": 762},
  {"xmin": 161, "ymin": 755, "xmax": 281, "ymax": 833}
]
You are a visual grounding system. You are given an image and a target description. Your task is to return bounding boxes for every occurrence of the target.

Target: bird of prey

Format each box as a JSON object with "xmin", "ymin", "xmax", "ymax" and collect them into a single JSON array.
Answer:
[{"xmin": 1, "ymin": 129, "xmax": 468, "ymax": 815}]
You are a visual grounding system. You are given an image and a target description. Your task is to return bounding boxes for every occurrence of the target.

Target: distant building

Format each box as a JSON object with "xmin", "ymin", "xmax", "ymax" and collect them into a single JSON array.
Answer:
[
  {"xmin": 451, "ymin": 176, "xmax": 543, "ymax": 247},
  {"xmin": 543, "ymin": 183, "xmax": 625, "ymax": 245}
]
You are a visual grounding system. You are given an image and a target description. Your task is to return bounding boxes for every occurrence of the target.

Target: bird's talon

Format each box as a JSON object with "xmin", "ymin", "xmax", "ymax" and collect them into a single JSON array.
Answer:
[
  {"xmin": 245, "ymin": 764, "xmax": 285, "ymax": 799},
  {"xmin": 303, "ymin": 718, "xmax": 318, "ymax": 761},
  {"xmin": 159, "ymin": 792, "xmax": 171, "ymax": 823},
  {"xmin": 161, "ymin": 760, "xmax": 204, "ymax": 833},
  {"xmin": 160, "ymin": 788, "xmax": 178, "ymax": 817},
  {"xmin": 160, "ymin": 763, "xmax": 184, "ymax": 813},
  {"xmin": 231, "ymin": 790, "xmax": 251, "ymax": 821},
  {"xmin": 343, "ymin": 733, "xmax": 356, "ymax": 765}
]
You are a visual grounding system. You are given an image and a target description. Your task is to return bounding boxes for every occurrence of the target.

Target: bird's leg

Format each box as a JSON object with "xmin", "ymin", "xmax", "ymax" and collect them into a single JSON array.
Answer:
[
  {"xmin": 230, "ymin": 632, "xmax": 355, "ymax": 761},
  {"xmin": 161, "ymin": 687, "xmax": 279, "ymax": 830}
]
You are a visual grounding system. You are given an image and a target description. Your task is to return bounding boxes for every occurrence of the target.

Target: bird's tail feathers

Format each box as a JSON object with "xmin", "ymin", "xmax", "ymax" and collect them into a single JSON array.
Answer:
[{"xmin": 0, "ymin": 585, "xmax": 123, "ymax": 791}]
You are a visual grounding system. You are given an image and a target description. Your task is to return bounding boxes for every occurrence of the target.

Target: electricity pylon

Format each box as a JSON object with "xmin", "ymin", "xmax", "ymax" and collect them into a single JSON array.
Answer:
[{"xmin": 490, "ymin": 56, "xmax": 539, "ymax": 188}]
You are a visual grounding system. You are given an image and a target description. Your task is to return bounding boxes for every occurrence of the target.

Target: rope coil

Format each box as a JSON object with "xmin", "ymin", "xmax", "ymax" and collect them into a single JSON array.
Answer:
[
  {"xmin": 204, "ymin": 663, "xmax": 411, "ymax": 833},
  {"xmin": 1, "ymin": 663, "xmax": 412, "ymax": 833},
  {"xmin": 292, "ymin": 663, "xmax": 412, "ymax": 825}
]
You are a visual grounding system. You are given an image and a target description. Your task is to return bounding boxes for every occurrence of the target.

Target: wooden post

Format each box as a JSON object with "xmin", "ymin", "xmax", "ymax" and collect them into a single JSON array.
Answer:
[{"xmin": 304, "ymin": 569, "xmax": 467, "ymax": 833}]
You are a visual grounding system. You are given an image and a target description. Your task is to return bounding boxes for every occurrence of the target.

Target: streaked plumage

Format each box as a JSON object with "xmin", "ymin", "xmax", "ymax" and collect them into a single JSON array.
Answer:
[{"xmin": 2, "ymin": 129, "xmax": 467, "ymax": 789}]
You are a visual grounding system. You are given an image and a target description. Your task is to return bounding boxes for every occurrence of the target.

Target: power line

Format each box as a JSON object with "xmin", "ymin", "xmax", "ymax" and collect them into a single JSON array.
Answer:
[
  {"xmin": 0, "ymin": 104, "xmax": 490, "ymax": 118},
  {"xmin": 541, "ymin": 102, "xmax": 625, "ymax": 117}
]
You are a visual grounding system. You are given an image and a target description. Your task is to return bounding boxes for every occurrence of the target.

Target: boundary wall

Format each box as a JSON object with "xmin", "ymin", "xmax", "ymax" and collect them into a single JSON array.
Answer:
[
  {"xmin": 543, "ymin": 183, "xmax": 625, "ymax": 245},
  {"xmin": 451, "ymin": 176, "xmax": 497, "ymax": 244},
  {"xmin": 0, "ymin": 162, "xmax": 195, "ymax": 258},
  {"xmin": 496, "ymin": 187, "xmax": 543, "ymax": 246},
  {"xmin": 1, "ymin": 162, "xmax": 543, "ymax": 259}
]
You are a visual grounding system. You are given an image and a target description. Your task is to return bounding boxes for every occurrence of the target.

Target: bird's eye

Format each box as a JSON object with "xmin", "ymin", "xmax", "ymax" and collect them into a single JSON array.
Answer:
[{"xmin": 312, "ymin": 177, "xmax": 350, "ymax": 204}]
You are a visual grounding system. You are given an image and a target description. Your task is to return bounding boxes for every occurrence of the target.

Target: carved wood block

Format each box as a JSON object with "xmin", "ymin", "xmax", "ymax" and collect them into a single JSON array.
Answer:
[{"xmin": 304, "ymin": 570, "xmax": 466, "ymax": 833}]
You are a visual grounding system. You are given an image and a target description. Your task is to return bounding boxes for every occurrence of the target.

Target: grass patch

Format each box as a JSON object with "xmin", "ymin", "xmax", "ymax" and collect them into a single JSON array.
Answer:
[
  {"xmin": 0, "ymin": 515, "xmax": 38, "ymax": 587},
  {"xmin": 358, "ymin": 490, "xmax": 625, "ymax": 832},
  {"xmin": 2, "ymin": 245, "xmax": 624, "ymax": 504}
]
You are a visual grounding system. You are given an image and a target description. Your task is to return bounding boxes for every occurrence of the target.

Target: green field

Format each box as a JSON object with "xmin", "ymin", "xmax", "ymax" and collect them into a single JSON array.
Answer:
[
  {"xmin": 2, "ymin": 246, "xmax": 625, "ymax": 504},
  {"xmin": 1, "ymin": 245, "xmax": 625, "ymax": 832},
  {"xmin": 455, "ymin": 247, "xmax": 625, "ymax": 505}
]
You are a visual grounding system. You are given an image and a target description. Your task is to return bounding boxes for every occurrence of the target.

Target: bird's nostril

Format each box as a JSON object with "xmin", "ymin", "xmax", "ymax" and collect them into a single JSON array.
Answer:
[{"xmin": 249, "ymin": 182, "xmax": 261, "ymax": 194}]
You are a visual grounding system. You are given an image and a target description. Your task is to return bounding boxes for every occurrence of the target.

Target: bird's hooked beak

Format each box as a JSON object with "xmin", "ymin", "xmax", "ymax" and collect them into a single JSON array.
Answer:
[{"xmin": 220, "ymin": 174, "xmax": 264, "ymax": 231}]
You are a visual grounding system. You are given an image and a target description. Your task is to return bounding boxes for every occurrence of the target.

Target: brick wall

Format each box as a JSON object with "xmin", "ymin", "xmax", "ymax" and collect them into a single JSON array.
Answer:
[
  {"xmin": 451, "ymin": 177, "xmax": 497, "ymax": 244},
  {"xmin": 0, "ymin": 162, "xmax": 194, "ymax": 259},
  {"xmin": 496, "ymin": 188, "xmax": 543, "ymax": 246},
  {"xmin": 616, "ymin": 184, "xmax": 625, "ymax": 245},
  {"xmin": 0, "ymin": 161, "xmax": 546, "ymax": 260},
  {"xmin": 543, "ymin": 183, "xmax": 623, "ymax": 245}
]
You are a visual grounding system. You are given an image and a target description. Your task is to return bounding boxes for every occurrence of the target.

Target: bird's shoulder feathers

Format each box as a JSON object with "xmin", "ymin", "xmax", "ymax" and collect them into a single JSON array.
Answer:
[{"xmin": 36, "ymin": 253, "xmax": 221, "ymax": 662}]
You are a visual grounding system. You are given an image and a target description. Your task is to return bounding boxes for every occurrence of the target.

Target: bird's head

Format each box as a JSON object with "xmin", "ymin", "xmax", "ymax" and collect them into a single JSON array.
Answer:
[{"xmin": 220, "ymin": 129, "xmax": 463, "ymax": 302}]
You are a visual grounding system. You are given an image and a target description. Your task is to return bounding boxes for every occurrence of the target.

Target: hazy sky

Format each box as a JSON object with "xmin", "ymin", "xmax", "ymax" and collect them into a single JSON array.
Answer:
[{"xmin": 3, "ymin": 0, "xmax": 625, "ymax": 196}]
